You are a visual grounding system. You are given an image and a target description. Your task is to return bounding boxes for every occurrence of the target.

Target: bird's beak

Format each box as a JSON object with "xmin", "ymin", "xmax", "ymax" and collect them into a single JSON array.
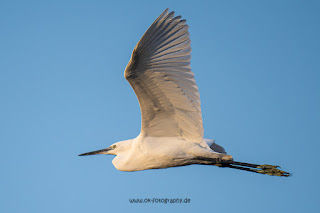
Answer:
[{"xmin": 78, "ymin": 147, "xmax": 113, "ymax": 156}]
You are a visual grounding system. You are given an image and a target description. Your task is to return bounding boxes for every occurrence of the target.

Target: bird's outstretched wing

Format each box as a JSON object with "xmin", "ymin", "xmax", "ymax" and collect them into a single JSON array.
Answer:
[{"xmin": 124, "ymin": 9, "xmax": 203, "ymax": 142}]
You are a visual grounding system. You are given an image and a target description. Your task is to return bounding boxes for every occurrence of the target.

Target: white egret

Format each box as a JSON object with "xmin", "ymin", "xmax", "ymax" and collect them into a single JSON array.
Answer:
[{"xmin": 79, "ymin": 9, "xmax": 290, "ymax": 176}]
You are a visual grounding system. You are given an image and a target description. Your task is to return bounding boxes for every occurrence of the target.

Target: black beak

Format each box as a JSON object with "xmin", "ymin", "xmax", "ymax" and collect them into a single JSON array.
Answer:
[{"xmin": 78, "ymin": 147, "xmax": 113, "ymax": 156}]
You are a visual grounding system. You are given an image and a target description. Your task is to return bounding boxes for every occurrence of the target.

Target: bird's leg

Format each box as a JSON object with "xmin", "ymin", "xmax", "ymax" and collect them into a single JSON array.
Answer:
[
  {"xmin": 220, "ymin": 161, "xmax": 291, "ymax": 177},
  {"xmin": 193, "ymin": 153, "xmax": 233, "ymax": 166},
  {"xmin": 193, "ymin": 151, "xmax": 290, "ymax": 177}
]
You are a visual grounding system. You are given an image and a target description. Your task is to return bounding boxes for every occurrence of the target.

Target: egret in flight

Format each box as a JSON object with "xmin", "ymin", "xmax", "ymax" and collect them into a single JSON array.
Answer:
[{"xmin": 79, "ymin": 9, "xmax": 290, "ymax": 176}]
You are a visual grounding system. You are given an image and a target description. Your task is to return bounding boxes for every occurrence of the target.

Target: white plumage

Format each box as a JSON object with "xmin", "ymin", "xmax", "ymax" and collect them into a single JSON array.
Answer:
[
  {"xmin": 79, "ymin": 9, "xmax": 290, "ymax": 177},
  {"xmin": 124, "ymin": 8, "xmax": 202, "ymax": 142}
]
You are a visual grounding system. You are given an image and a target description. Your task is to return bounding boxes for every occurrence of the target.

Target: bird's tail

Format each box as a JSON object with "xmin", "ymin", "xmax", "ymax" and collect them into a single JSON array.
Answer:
[{"xmin": 220, "ymin": 161, "xmax": 291, "ymax": 177}]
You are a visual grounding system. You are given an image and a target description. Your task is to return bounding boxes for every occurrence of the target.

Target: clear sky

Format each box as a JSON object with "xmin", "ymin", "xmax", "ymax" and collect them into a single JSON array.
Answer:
[{"xmin": 1, "ymin": 0, "xmax": 319, "ymax": 212}]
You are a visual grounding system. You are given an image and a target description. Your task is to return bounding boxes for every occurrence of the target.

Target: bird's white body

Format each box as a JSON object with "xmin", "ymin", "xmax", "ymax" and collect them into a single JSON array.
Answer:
[
  {"xmin": 79, "ymin": 9, "xmax": 233, "ymax": 171},
  {"xmin": 112, "ymin": 135, "xmax": 231, "ymax": 171},
  {"xmin": 79, "ymin": 9, "xmax": 290, "ymax": 176}
]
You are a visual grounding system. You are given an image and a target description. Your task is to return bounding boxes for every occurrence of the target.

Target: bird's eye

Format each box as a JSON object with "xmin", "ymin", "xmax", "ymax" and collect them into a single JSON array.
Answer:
[{"xmin": 112, "ymin": 145, "xmax": 116, "ymax": 149}]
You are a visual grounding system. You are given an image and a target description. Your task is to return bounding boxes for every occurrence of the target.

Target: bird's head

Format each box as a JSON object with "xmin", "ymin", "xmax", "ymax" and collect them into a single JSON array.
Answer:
[{"xmin": 79, "ymin": 139, "xmax": 132, "ymax": 156}]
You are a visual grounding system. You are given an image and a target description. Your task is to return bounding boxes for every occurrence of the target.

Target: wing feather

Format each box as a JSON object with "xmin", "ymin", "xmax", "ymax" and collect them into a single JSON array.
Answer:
[{"xmin": 124, "ymin": 9, "xmax": 203, "ymax": 142}]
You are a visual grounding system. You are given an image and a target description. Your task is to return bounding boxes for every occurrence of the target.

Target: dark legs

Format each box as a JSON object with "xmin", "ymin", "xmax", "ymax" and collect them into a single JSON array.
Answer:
[
  {"xmin": 194, "ymin": 154, "xmax": 290, "ymax": 177},
  {"xmin": 220, "ymin": 161, "xmax": 291, "ymax": 177}
]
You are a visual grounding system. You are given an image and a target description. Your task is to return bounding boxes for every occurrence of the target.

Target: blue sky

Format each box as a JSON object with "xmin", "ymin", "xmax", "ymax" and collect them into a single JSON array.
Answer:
[{"xmin": 1, "ymin": 0, "xmax": 319, "ymax": 212}]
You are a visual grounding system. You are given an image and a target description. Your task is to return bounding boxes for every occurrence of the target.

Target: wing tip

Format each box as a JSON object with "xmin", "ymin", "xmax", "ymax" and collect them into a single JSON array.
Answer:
[{"xmin": 160, "ymin": 8, "xmax": 170, "ymax": 19}]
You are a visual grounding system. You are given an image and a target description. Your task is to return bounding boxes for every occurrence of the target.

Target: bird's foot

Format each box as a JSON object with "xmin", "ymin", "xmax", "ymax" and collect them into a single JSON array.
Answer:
[
  {"xmin": 226, "ymin": 161, "xmax": 291, "ymax": 177},
  {"xmin": 256, "ymin": 164, "xmax": 291, "ymax": 177}
]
